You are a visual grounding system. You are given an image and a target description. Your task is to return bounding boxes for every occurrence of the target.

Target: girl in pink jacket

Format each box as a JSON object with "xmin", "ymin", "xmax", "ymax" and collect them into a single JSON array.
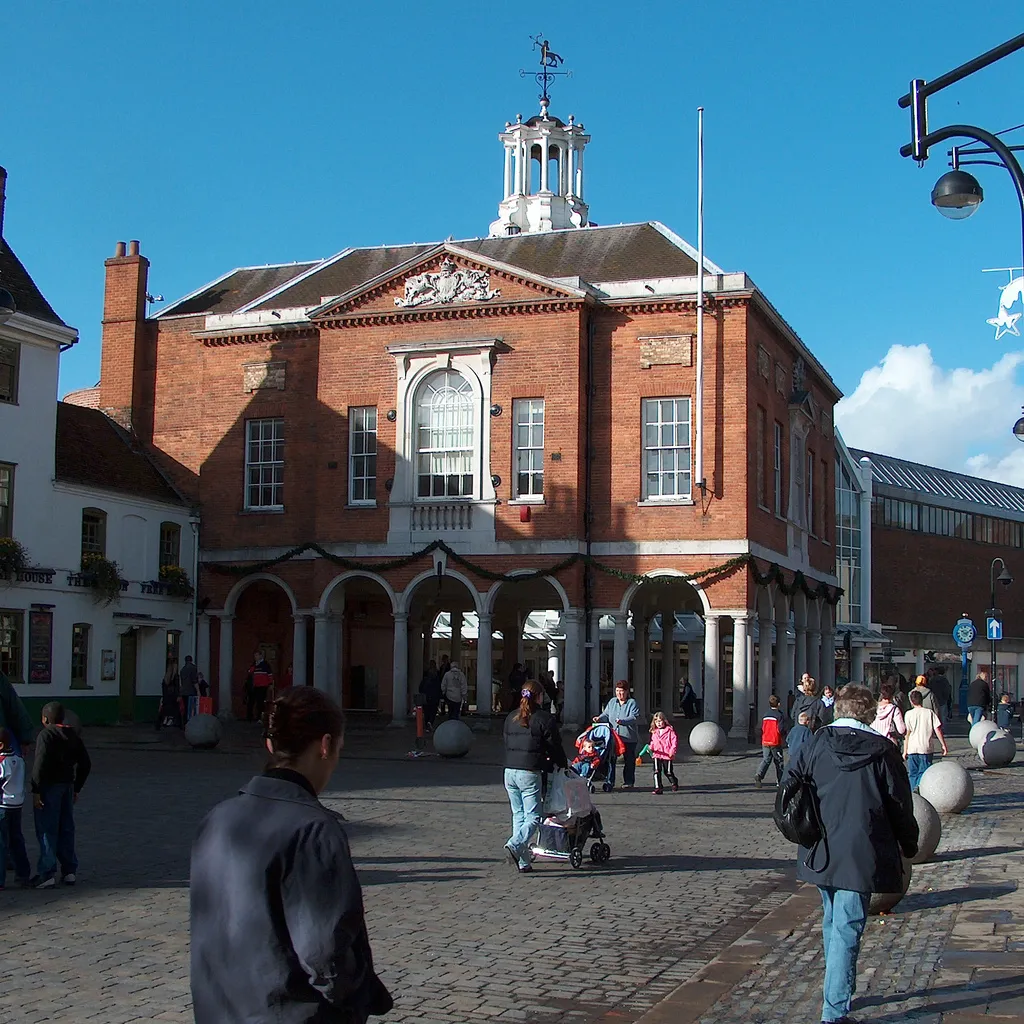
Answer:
[{"xmin": 648, "ymin": 712, "xmax": 679, "ymax": 794}]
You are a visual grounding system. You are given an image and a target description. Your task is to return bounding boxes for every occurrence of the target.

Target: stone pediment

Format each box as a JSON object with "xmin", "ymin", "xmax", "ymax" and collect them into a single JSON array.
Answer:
[{"xmin": 306, "ymin": 243, "xmax": 587, "ymax": 323}]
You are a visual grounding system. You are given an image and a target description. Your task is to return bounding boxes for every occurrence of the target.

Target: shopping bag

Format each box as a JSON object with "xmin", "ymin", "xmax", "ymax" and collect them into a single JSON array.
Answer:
[
  {"xmin": 542, "ymin": 769, "xmax": 570, "ymax": 817},
  {"xmin": 198, "ymin": 697, "xmax": 213, "ymax": 715}
]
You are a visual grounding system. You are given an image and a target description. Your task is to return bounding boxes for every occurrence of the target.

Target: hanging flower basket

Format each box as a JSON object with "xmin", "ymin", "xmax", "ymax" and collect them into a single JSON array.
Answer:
[
  {"xmin": 0, "ymin": 537, "xmax": 28, "ymax": 579},
  {"xmin": 159, "ymin": 564, "xmax": 194, "ymax": 599},
  {"xmin": 80, "ymin": 553, "xmax": 128, "ymax": 605}
]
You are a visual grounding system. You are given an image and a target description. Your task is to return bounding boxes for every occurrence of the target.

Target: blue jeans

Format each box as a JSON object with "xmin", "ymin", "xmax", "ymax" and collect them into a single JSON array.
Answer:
[
  {"xmin": 819, "ymin": 887, "xmax": 870, "ymax": 1022},
  {"xmin": 906, "ymin": 752, "xmax": 932, "ymax": 791},
  {"xmin": 33, "ymin": 783, "xmax": 78, "ymax": 880},
  {"xmin": 503, "ymin": 768, "xmax": 543, "ymax": 868},
  {"xmin": 2, "ymin": 804, "xmax": 31, "ymax": 881},
  {"xmin": 756, "ymin": 746, "xmax": 784, "ymax": 782},
  {"xmin": 967, "ymin": 706, "xmax": 985, "ymax": 726},
  {"xmin": 607, "ymin": 742, "xmax": 637, "ymax": 788}
]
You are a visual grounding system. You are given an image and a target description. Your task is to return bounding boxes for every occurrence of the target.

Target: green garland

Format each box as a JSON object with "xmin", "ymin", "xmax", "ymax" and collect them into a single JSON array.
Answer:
[{"xmin": 203, "ymin": 540, "xmax": 843, "ymax": 604}]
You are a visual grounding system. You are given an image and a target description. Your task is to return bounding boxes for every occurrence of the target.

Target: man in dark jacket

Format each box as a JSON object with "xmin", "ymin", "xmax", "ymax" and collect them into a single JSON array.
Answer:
[
  {"xmin": 787, "ymin": 684, "xmax": 918, "ymax": 1024},
  {"xmin": 417, "ymin": 660, "xmax": 442, "ymax": 730},
  {"xmin": 967, "ymin": 668, "xmax": 992, "ymax": 725},
  {"xmin": 30, "ymin": 701, "xmax": 91, "ymax": 889}
]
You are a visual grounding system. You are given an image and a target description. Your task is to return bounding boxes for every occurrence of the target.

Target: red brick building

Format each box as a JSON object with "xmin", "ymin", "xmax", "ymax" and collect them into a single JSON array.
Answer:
[{"xmin": 80, "ymin": 102, "xmax": 842, "ymax": 731}]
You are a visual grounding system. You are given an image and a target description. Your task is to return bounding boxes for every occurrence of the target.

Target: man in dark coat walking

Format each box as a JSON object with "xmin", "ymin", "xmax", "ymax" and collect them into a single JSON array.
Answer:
[
  {"xmin": 967, "ymin": 668, "xmax": 992, "ymax": 726},
  {"xmin": 786, "ymin": 684, "xmax": 918, "ymax": 1024}
]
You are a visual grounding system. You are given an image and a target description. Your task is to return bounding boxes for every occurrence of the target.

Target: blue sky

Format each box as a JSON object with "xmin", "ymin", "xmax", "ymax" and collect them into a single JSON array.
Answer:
[{"xmin": 5, "ymin": 2, "xmax": 1024, "ymax": 477}]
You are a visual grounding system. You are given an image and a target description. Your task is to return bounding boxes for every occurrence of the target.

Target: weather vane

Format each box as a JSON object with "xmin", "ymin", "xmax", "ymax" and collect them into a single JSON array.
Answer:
[{"xmin": 520, "ymin": 35, "xmax": 572, "ymax": 112}]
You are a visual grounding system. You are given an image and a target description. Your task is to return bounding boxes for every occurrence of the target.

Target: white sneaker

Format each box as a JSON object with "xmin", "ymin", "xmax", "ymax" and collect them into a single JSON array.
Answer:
[
  {"xmin": 62, "ymin": 873, "xmax": 77, "ymax": 885},
  {"xmin": 35, "ymin": 876, "xmax": 56, "ymax": 889}
]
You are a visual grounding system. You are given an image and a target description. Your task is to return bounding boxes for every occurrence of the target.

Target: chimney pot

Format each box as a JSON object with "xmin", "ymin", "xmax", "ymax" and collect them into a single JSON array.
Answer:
[
  {"xmin": 115, "ymin": 241, "xmax": 126, "ymax": 257},
  {"xmin": 128, "ymin": 240, "xmax": 140, "ymax": 256}
]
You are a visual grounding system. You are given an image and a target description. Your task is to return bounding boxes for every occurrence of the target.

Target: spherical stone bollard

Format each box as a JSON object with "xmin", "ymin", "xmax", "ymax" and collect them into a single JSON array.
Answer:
[
  {"xmin": 432, "ymin": 719, "xmax": 474, "ymax": 758},
  {"xmin": 918, "ymin": 760, "xmax": 974, "ymax": 814},
  {"xmin": 688, "ymin": 721, "xmax": 727, "ymax": 756},
  {"xmin": 869, "ymin": 856, "xmax": 912, "ymax": 915},
  {"xmin": 216, "ymin": 708, "xmax": 235, "ymax": 724},
  {"xmin": 185, "ymin": 713, "xmax": 223, "ymax": 750},
  {"xmin": 980, "ymin": 729, "xmax": 1017, "ymax": 768},
  {"xmin": 909, "ymin": 793, "xmax": 942, "ymax": 864},
  {"xmin": 969, "ymin": 719, "xmax": 1000, "ymax": 751},
  {"xmin": 61, "ymin": 708, "xmax": 83, "ymax": 735}
]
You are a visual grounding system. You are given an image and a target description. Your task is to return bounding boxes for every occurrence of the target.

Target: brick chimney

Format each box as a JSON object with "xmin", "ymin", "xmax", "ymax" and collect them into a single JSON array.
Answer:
[{"xmin": 99, "ymin": 239, "xmax": 150, "ymax": 432}]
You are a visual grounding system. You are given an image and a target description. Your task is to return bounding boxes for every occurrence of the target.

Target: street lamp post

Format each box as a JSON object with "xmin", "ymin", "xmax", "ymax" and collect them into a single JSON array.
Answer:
[{"xmin": 988, "ymin": 557, "xmax": 1013, "ymax": 720}]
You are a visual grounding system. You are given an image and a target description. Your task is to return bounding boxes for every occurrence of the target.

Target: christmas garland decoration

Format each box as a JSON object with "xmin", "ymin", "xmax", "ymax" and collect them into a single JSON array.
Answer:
[{"xmin": 203, "ymin": 540, "xmax": 843, "ymax": 604}]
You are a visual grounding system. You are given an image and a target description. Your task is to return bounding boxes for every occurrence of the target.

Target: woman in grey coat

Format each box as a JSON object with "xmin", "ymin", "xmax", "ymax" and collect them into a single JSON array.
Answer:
[{"xmin": 190, "ymin": 687, "xmax": 392, "ymax": 1024}]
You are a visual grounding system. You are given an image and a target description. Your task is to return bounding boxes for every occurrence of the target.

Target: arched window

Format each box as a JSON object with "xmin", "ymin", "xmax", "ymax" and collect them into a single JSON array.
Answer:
[{"xmin": 415, "ymin": 370, "xmax": 475, "ymax": 498}]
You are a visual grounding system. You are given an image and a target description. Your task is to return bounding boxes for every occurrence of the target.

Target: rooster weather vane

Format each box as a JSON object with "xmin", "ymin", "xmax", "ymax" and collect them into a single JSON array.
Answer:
[{"xmin": 520, "ymin": 36, "xmax": 572, "ymax": 109}]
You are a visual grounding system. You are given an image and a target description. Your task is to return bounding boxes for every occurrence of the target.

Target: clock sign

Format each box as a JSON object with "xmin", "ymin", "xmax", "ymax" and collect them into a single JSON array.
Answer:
[{"xmin": 953, "ymin": 618, "xmax": 977, "ymax": 649}]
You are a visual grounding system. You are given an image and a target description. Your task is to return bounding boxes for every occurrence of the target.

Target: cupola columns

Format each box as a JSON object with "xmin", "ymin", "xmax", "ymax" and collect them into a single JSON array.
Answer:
[{"xmin": 488, "ymin": 108, "xmax": 590, "ymax": 236}]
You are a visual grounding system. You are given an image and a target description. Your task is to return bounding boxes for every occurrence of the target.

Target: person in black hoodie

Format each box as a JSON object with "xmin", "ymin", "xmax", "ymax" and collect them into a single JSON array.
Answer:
[
  {"xmin": 30, "ymin": 701, "xmax": 91, "ymax": 889},
  {"xmin": 786, "ymin": 684, "xmax": 918, "ymax": 1024},
  {"xmin": 502, "ymin": 679, "xmax": 567, "ymax": 874},
  {"xmin": 190, "ymin": 686, "xmax": 392, "ymax": 1024}
]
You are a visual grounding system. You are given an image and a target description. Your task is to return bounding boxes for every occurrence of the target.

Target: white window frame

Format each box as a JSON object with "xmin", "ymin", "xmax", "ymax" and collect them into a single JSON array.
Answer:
[
  {"xmin": 245, "ymin": 418, "xmax": 285, "ymax": 511},
  {"xmin": 415, "ymin": 370, "xmax": 476, "ymax": 500},
  {"xmin": 0, "ymin": 462, "xmax": 13, "ymax": 538},
  {"xmin": 513, "ymin": 398, "xmax": 545, "ymax": 500},
  {"xmin": 641, "ymin": 397, "xmax": 692, "ymax": 502},
  {"xmin": 773, "ymin": 422, "xmax": 783, "ymax": 516},
  {"xmin": 348, "ymin": 407, "xmax": 378, "ymax": 505},
  {"xmin": 0, "ymin": 341, "xmax": 19, "ymax": 405}
]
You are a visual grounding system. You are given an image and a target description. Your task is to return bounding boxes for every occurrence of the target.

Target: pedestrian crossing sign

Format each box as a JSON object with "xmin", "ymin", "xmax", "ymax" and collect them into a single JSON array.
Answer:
[{"xmin": 987, "ymin": 617, "xmax": 1003, "ymax": 641}]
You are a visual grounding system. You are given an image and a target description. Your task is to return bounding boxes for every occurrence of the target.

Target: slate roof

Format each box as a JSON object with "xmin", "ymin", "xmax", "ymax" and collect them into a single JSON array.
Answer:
[
  {"xmin": 850, "ymin": 447, "xmax": 1024, "ymax": 517},
  {"xmin": 157, "ymin": 223, "xmax": 706, "ymax": 319},
  {"xmin": 158, "ymin": 261, "xmax": 320, "ymax": 317},
  {"xmin": 55, "ymin": 402, "xmax": 187, "ymax": 507},
  {"xmin": 0, "ymin": 238, "xmax": 64, "ymax": 325}
]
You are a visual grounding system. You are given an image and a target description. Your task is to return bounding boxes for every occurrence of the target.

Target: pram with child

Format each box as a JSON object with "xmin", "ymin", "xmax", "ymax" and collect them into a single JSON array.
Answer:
[{"xmin": 528, "ymin": 724, "xmax": 615, "ymax": 869}]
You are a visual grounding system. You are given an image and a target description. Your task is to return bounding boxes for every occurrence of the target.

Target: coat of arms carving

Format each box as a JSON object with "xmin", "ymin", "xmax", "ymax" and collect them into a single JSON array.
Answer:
[{"xmin": 395, "ymin": 259, "xmax": 501, "ymax": 308}]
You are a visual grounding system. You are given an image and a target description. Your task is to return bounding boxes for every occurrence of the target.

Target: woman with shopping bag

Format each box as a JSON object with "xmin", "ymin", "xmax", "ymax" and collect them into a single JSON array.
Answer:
[{"xmin": 502, "ymin": 680, "xmax": 567, "ymax": 874}]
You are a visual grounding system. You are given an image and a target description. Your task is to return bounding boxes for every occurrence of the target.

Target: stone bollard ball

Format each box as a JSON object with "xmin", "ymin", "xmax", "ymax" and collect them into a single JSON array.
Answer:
[{"xmin": 688, "ymin": 721, "xmax": 727, "ymax": 756}]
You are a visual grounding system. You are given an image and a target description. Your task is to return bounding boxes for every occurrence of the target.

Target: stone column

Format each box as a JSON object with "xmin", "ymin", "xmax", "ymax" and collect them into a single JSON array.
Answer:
[
  {"xmin": 589, "ymin": 611, "xmax": 602, "ymax": 706},
  {"xmin": 660, "ymin": 610, "xmax": 676, "ymax": 715},
  {"xmin": 312, "ymin": 612, "xmax": 328, "ymax": 691},
  {"xmin": 729, "ymin": 615, "xmax": 753, "ymax": 739},
  {"xmin": 634, "ymin": 616, "xmax": 649, "ymax": 710},
  {"xmin": 540, "ymin": 138, "xmax": 550, "ymax": 191},
  {"xmin": 197, "ymin": 614, "xmax": 211, "ymax": 684},
  {"xmin": 450, "ymin": 611, "xmax": 463, "ymax": 669},
  {"xmin": 806, "ymin": 629, "xmax": 821, "ymax": 688},
  {"xmin": 391, "ymin": 611, "xmax": 409, "ymax": 724},
  {"xmin": 612, "ymin": 613, "xmax": 629, "ymax": 685},
  {"xmin": 757, "ymin": 613, "xmax": 774, "ymax": 721},
  {"xmin": 703, "ymin": 614, "xmax": 721, "ymax": 723},
  {"xmin": 216, "ymin": 614, "xmax": 233, "ymax": 715},
  {"xmin": 476, "ymin": 612, "xmax": 493, "ymax": 716},
  {"xmin": 562, "ymin": 609, "xmax": 584, "ymax": 727},
  {"xmin": 795, "ymin": 625, "xmax": 808, "ymax": 686},
  {"xmin": 851, "ymin": 645, "xmax": 866, "ymax": 682},
  {"xmin": 292, "ymin": 614, "xmax": 307, "ymax": 687},
  {"xmin": 503, "ymin": 144, "xmax": 513, "ymax": 198},
  {"xmin": 515, "ymin": 611, "xmax": 526, "ymax": 666},
  {"xmin": 776, "ymin": 616, "xmax": 793, "ymax": 698},
  {"xmin": 820, "ymin": 627, "xmax": 835, "ymax": 691},
  {"xmin": 687, "ymin": 640, "xmax": 703, "ymax": 698}
]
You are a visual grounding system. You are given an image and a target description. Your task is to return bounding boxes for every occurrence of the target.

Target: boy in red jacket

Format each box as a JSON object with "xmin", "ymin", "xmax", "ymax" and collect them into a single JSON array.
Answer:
[{"xmin": 754, "ymin": 695, "xmax": 787, "ymax": 787}]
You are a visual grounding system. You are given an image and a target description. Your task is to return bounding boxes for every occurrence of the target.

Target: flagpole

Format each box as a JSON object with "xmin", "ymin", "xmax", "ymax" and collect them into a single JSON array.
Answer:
[{"xmin": 695, "ymin": 107, "xmax": 705, "ymax": 494}]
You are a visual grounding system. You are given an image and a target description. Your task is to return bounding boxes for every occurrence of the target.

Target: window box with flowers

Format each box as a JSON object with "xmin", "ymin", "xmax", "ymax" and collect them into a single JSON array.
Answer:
[
  {"xmin": 0, "ymin": 537, "xmax": 28, "ymax": 579},
  {"xmin": 157, "ymin": 564, "xmax": 194, "ymax": 599},
  {"xmin": 71, "ymin": 553, "xmax": 128, "ymax": 605}
]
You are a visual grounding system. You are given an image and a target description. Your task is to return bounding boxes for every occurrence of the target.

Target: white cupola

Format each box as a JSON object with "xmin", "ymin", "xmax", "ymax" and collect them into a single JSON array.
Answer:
[{"xmin": 488, "ymin": 102, "xmax": 591, "ymax": 237}]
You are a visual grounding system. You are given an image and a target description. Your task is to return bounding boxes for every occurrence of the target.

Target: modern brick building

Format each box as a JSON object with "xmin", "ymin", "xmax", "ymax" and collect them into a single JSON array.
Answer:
[{"xmin": 79, "ymin": 97, "xmax": 843, "ymax": 730}]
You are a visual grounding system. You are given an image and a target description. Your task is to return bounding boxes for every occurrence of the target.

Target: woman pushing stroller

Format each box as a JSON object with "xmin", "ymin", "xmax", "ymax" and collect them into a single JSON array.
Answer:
[{"xmin": 502, "ymin": 680, "xmax": 567, "ymax": 874}]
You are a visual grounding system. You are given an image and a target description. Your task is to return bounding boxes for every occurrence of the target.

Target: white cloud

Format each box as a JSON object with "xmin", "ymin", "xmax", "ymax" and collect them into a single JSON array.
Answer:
[{"xmin": 834, "ymin": 344, "xmax": 1024, "ymax": 485}]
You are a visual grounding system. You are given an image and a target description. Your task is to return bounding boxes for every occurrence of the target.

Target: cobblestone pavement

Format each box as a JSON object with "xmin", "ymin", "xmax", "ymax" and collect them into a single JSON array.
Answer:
[{"xmin": 1, "ymin": 725, "xmax": 1021, "ymax": 1024}]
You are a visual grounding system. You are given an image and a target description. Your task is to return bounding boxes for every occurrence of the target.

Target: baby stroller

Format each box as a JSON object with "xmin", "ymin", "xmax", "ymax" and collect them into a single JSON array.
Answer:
[
  {"xmin": 571, "ymin": 722, "xmax": 623, "ymax": 793},
  {"xmin": 528, "ymin": 766, "xmax": 612, "ymax": 869}
]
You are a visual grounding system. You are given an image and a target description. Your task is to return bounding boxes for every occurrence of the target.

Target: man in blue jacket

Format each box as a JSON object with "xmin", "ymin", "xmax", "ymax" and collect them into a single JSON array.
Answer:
[
  {"xmin": 786, "ymin": 684, "xmax": 918, "ymax": 1024},
  {"xmin": 594, "ymin": 680, "xmax": 641, "ymax": 790}
]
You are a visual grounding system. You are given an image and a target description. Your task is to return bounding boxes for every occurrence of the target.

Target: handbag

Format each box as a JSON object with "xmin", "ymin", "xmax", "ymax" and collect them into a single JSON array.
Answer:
[{"xmin": 773, "ymin": 769, "xmax": 829, "ymax": 871}]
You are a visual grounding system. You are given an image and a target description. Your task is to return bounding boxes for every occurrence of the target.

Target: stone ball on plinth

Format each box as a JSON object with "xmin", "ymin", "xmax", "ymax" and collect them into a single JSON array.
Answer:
[
  {"xmin": 909, "ymin": 793, "xmax": 942, "ymax": 864},
  {"xmin": 185, "ymin": 713, "xmax": 223, "ymax": 749},
  {"xmin": 432, "ymin": 719, "xmax": 474, "ymax": 758},
  {"xmin": 980, "ymin": 729, "xmax": 1017, "ymax": 768},
  {"xmin": 61, "ymin": 708, "xmax": 83, "ymax": 735},
  {"xmin": 688, "ymin": 721, "xmax": 727, "ymax": 756},
  {"xmin": 869, "ymin": 856, "xmax": 912, "ymax": 915},
  {"xmin": 216, "ymin": 708, "xmax": 235, "ymax": 724},
  {"xmin": 969, "ymin": 719, "xmax": 1000, "ymax": 751},
  {"xmin": 918, "ymin": 760, "xmax": 973, "ymax": 814}
]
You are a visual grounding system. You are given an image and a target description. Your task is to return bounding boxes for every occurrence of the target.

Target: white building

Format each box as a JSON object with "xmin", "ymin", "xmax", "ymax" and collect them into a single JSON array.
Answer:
[{"xmin": 0, "ymin": 167, "xmax": 196, "ymax": 724}]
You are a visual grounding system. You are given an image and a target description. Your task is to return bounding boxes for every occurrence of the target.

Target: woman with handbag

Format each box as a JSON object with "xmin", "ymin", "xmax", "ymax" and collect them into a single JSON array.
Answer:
[
  {"xmin": 870, "ymin": 681, "xmax": 906, "ymax": 745},
  {"xmin": 501, "ymin": 680, "xmax": 567, "ymax": 874}
]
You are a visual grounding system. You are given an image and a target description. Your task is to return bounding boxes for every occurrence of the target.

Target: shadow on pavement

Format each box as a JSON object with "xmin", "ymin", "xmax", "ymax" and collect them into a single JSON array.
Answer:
[
  {"xmin": 931, "ymin": 843, "xmax": 1024, "ymax": 862},
  {"xmin": 856, "ymin": 971, "xmax": 1023, "ymax": 1018},
  {"xmin": 900, "ymin": 883, "xmax": 1017, "ymax": 912}
]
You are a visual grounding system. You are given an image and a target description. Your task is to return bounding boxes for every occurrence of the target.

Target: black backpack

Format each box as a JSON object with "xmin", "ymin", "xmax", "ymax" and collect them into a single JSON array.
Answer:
[{"xmin": 773, "ymin": 768, "xmax": 829, "ymax": 871}]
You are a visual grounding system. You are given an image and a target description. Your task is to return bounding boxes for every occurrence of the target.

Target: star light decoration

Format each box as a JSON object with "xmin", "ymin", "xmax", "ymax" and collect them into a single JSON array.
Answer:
[{"xmin": 987, "ymin": 306, "xmax": 1022, "ymax": 340}]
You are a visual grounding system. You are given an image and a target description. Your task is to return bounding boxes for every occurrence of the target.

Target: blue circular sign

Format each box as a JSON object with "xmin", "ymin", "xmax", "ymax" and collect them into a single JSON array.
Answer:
[{"xmin": 953, "ymin": 618, "xmax": 977, "ymax": 648}]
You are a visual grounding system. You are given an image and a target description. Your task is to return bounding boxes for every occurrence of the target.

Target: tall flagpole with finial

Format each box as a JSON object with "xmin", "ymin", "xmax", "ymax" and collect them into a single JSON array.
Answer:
[{"xmin": 695, "ymin": 107, "xmax": 705, "ymax": 495}]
